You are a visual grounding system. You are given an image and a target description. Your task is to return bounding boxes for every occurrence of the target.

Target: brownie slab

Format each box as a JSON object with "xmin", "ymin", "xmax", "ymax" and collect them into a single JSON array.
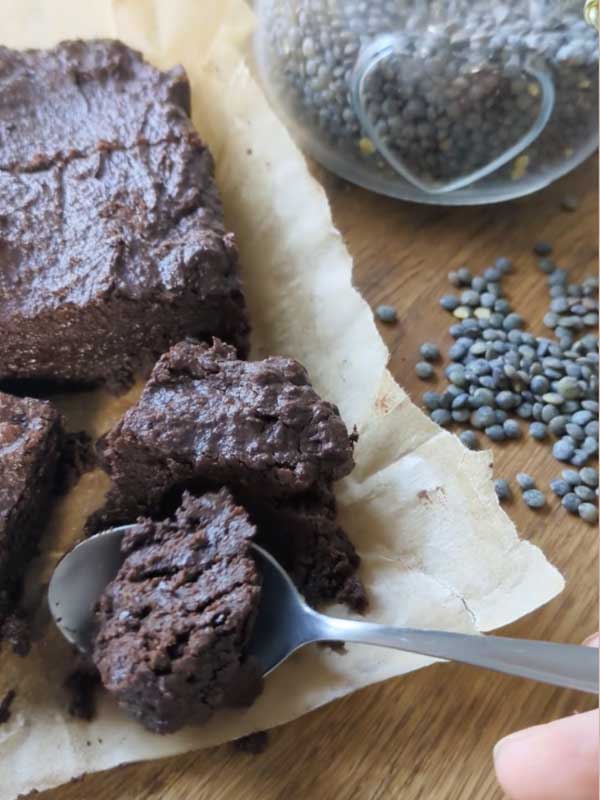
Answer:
[
  {"xmin": 0, "ymin": 391, "xmax": 63, "ymax": 650},
  {"xmin": 92, "ymin": 490, "xmax": 262, "ymax": 734},
  {"xmin": 97, "ymin": 338, "xmax": 355, "ymax": 506},
  {"xmin": 0, "ymin": 40, "xmax": 249, "ymax": 390}
]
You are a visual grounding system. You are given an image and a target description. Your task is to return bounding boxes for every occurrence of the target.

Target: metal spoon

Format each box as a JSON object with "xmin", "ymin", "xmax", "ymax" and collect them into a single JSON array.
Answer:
[{"xmin": 48, "ymin": 528, "xmax": 598, "ymax": 694}]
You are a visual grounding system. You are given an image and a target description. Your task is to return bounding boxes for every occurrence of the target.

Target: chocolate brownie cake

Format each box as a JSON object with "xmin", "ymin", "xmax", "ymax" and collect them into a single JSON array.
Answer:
[
  {"xmin": 92, "ymin": 339, "xmax": 365, "ymax": 610},
  {"xmin": 97, "ymin": 338, "xmax": 354, "ymax": 507},
  {"xmin": 0, "ymin": 391, "xmax": 64, "ymax": 651},
  {"xmin": 0, "ymin": 40, "xmax": 249, "ymax": 390},
  {"xmin": 92, "ymin": 490, "xmax": 262, "ymax": 734}
]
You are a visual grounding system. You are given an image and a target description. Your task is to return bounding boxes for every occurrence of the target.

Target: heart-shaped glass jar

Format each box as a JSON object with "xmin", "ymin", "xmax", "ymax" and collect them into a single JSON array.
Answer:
[{"xmin": 352, "ymin": 30, "xmax": 555, "ymax": 194}]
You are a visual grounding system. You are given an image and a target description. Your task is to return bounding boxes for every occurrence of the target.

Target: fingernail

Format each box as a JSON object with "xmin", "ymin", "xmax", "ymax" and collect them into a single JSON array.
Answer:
[{"xmin": 583, "ymin": 633, "xmax": 599, "ymax": 647}]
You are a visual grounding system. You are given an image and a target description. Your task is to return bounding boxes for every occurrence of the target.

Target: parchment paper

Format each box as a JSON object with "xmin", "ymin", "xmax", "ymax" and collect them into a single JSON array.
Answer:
[{"xmin": 0, "ymin": 1, "xmax": 564, "ymax": 796}]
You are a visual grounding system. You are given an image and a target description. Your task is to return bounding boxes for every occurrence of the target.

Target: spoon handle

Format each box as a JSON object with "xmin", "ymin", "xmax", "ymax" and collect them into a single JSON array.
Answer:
[{"xmin": 316, "ymin": 620, "xmax": 599, "ymax": 694}]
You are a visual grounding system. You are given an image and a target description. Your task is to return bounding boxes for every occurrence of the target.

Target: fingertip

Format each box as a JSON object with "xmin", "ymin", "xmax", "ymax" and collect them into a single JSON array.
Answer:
[{"xmin": 494, "ymin": 710, "xmax": 599, "ymax": 800}]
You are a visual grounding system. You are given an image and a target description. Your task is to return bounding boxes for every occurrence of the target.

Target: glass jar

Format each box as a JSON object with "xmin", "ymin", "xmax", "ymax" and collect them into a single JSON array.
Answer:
[{"xmin": 255, "ymin": 0, "xmax": 599, "ymax": 204}]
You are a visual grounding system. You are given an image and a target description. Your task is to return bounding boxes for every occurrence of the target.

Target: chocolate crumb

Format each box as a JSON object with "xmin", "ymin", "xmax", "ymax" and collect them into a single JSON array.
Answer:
[
  {"xmin": 318, "ymin": 640, "xmax": 348, "ymax": 654},
  {"xmin": 234, "ymin": 730, "xmax": 269, "ymax": 754},
  {"xmin": 1, "ymin": 612, "xmax": 31, "ymax": 657},
  {"xmin": 65, "ymin": 659, "xmax": 101, "ymax": 721},
  {"xmin": 0, "ymin": 689, "xmax": 16, "ymax": 724}
]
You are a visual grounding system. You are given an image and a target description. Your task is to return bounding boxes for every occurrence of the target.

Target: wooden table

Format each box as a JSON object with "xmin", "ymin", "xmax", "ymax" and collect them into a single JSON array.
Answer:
[{"xmin": 44, "ymin": 160, "xmax": 598, "ymax": 800}]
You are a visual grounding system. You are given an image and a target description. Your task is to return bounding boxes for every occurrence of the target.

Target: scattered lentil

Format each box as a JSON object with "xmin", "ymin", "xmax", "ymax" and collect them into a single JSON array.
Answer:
[
  {"xmin": 548, "ymin": 415, "xmax": 568, "ymax": 435},
  {"xmin": 533, "ymin": 242, "xmax": 553, "ymax": 256},
  {"xmin": 420, "ymin": 342, "xmax": 441, "ymax": 362},
  {"xmin": 572, "ymin": 410, "xmax": 593, "ymax": 426},
  {"xmin": 562, "ymin": 469, "xmax": 582, "ymax": 486},
  {"xmin": 579, "ymin": 503, "xmax": 599, "ymax": 523},
  {"xmin": 496, "ymin": 390, "xmax": 519, "ymax": 409},
  {"xmin": 452, "ymin": 393, "xmax": 470, "ymax": 410},
  {"xmin": 494, "ymin": 479, "xmax": 511, "ymax": 502},
  {"xmin": 538, "ymin": 258, "xmax": 556, "ymax": 274},
  {"xmin": 446, "ymin": 365, "xmax": 466, "ymax": 385},
  {"xmin": 553, "ymin": 439, "xmax": 575, "ymax": 461},
  {"xmin": 459, "ymin": 430, "xmax": 479, "ymax": 450},
  {"xmin": 556, "ymin": 376, "xmax": 581, "ymax": 399},
  {"xmin": 580, "ymin": 467, "xmax": 599, "ymax": 487},
  {"xmin": 375, "ymin": 304, "xmax": 397, "ymax": 324},
  {"xmin": 550, "ymin": 478, "xmax": 570, "ymax": 497},
  {"xmin": 516, "ymin": 473, "xmax": 536, "ymax": 491},
  {"xmin": 542, "ymin": 393, "xmax": 564, "ymax": 406},
  {"xmin": 503, "ymin": 419, "xmax": 522, "ymax": 439},
  {"xmin": 503, "ymin": 313, "xmax": 524, "ymax": 331},
  {"xmin": 415, "ymin": 362, "xmax": 434, "ymax": 380},
  {"xmin": 523, "ymin": 489, "xmax": 546, "ymax": 509},
  {"xmin": 485, "ymin": 425, "xmax": 505, "ymax": 442},
  {"xmin": 431, "ymin": 409, "xmax": 451, "ymax": 427},
  {"xmin": 561, "ymin": 195, "xmax": 579, "ymax": 212},
  {"xmin": 565, "ymin": 423, "xmax": 585, "ymax": 441},
  {"xmin": 529, "ymin": 421, "xmax": 548, "ymax": 440},
  {"xmin": 456, "ymin": 306, "xmax": 475, "ymax": 320},
  {"xmin": 440, "ymin": 295, "xmax": 460, "ymax": 311},
  {"xmin": 583, "ymin": 436, "xmax": 598, "ymax": 454},
  {"xmin": 423, "ymin": 391, "xmax": 442, "ymax": 411},
  {"xmin": 495, "ymin": 257, "xmax": 512, "ymax": 273},
  {"xmin": 452, "ymin": 409, "xmax": 471, "ymax": 423},
  {"xmin": 585, "ymin": 420, "xmax": 599, "ymax": 436},
  {"xmin": 461, "ymin": 290, "xmax": 480, "ymax": 307},
  {"xmin": 570, "ymin": 449, "xmax": 589, "ymax": 467},
  {"xmin": 472, "ymin": 407, "xmax": 496, "ymax": 429},
  {"xmin": 562, "ymin": 492, "xmax": 581, "ymax": 513},
  {"xmin": 574, "ymin": 485, "xmax": 596, "ymax": 502}
]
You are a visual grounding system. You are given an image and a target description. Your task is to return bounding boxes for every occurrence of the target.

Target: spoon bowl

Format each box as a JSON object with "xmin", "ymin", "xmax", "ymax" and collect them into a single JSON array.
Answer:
[{"xmin": 48, "ymin": 525, "xmax": 127, "ymax": 654}]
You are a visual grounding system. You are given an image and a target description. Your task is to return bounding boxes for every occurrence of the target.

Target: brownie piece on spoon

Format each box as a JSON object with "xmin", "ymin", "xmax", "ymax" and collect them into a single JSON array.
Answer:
[{"xmin": 92, "ymin": 490, "xmax": 262, "ymax": 734}]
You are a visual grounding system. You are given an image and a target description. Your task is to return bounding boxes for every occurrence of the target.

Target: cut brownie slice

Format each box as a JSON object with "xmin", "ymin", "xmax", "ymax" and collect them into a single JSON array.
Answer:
[
  {"xmin": 0, "ymin": 391, "xmax": 64, "ymax": 651},
  {"xmin": 92, "ymin": 339, "xmax": 365, "ymax": 611},
  {"xmin": 97, "ymin": 338, "xmax": 355, "ymax": 506},
  {"xmin": 0, "ymin": 40, "xmax": 249, "ymax": 390},
  {"xmin": 92, "ymin": 490, "xmax": 262, "ymax": 734}
]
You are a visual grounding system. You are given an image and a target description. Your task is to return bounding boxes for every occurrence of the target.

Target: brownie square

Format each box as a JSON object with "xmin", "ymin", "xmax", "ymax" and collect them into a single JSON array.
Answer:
[
  {"xmin": 0, "ymin": 40, "xmax": 249, "ymax": 391},
  {"xmin": 0, "ymin": 391, "xmax": 63, "ymax": 648},
  {"xmin": 97, "ymin": 338, "xmax": 355, "ymax": 508},
  {"xmin": 93, "ymin": 490, "xmax": 262, "ymax": 734}
]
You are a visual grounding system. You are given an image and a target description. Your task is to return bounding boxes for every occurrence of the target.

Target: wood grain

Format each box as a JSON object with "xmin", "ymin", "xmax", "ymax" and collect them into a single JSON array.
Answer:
[{"xmin": 41, "ymin": 159, "xmax": 598, "ymax": 800}]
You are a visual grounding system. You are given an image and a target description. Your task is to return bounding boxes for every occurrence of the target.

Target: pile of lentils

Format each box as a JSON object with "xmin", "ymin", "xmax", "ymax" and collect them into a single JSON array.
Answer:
[
  {"xmin": 261, "ymin": 0, "xmax": 598, "ymax": 188},
  {"xmin": 404, "ymin": 243, "xmax": 598, "ymax": 523}
]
